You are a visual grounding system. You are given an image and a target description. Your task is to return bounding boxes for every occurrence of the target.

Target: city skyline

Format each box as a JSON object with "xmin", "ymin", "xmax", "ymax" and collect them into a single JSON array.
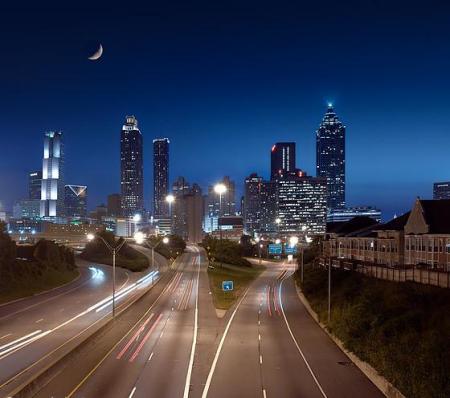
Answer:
[{"xmin": 2, "ymin": 3, "xmax": 450, "ymax": 219}]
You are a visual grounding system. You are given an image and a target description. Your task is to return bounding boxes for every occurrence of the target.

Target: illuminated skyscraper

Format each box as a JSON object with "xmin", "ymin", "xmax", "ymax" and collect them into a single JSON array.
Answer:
[
  {"xmin": 40, "ymin": 131, "xmax": 64, "ymax": 218},
  {"xmin": 120, "ymin": 116, "xmax": 144, "ymax": 217},
  {"xmin": 316, "ymin": 104, "xmax": 346, "ymax": 211},
  {"xmin": 277, "ymin": 171, "xmax": 327, "ymax": 234},
  {"xmin": 153, "ymin": 138, "xmax": 170, "ymax": 217},
  {"xmin": 271, "ymin": 142, "xmax": 296, "ymax": 180},
  {"xmin": 243, "ymin": 173, "xmax": 263, "ymax": 235}
]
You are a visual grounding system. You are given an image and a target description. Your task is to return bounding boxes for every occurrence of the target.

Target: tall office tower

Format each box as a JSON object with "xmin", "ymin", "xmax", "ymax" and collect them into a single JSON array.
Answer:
[
  {"xmin": 259, "ymin": 180, "xmax": 277, "ymax": 234},
  {"xmin": 64, "ymin": 185, "xmax": 87, "ymax": 218},
  {"xmin": 40, "ymin": 131, "xmax": 64, "ymax": 218},
  {"xmin": 221, "ymin": 176, "xmax": 236, "ymax": 216},
  {"xmin": 107, "ymin": 193, "xmax": 121, "ymax": 216},
  {"xmin": 120, "ymin": 116, "xmax": 144, "ymax": 217},
  {"xmin": 28, "ymin": 171, "xmax": 42, "ymax": 200},
  {"xmin": 271, "ymin": 142, "xmax": 296, "ymax": 180},
  {"xmin": 243, "ymin": 173, "xmax": 263, "ymax": 235},
  {"xmin": 185, "ymin": 189, "xmax": 204, "ymax": 243},
  {"xmin": 316, "ymin": 104, "xmax": 346, "ymax": 211},
  {"xmin": 433, "ymin": 182, "xmax": 450, "ymax": 200},
  {"xmin": 153, "ymin": 138, "xmax": 170, "ymax": 217},
  {"xmin": 277, "ymin": 171, "xmax": 327, "ymax": 234}
]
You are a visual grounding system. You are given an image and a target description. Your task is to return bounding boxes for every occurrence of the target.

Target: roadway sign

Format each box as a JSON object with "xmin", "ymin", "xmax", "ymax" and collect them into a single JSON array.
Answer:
[
  {"xmin": 285, "ymin": 245, "xmax": 297, "ymax": 254},
  {"xmin": 222, "ymin": 280, "xmax": 234, "ymax": 291},
  {"xmin": 268, "ymin": 244, "xmax": 282, "ymax": 255}
]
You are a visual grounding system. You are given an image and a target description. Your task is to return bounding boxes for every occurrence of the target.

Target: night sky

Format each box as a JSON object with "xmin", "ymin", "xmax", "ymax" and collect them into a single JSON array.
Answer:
[{"xmin": 2, "ymin": 1, "xmax": 450, "ymax": 220}]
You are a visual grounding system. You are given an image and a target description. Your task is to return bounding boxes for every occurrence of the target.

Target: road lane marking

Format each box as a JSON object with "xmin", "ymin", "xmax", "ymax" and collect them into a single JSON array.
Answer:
[
  {"xmin": 65, "ymin": 269, "xmax": 181, "ymax": 397},
  {"xmin": 35, "ymin": 319, "xmax": 43, "ymax": 323},
  {"xmin": 183, "ymin": 250, "xmax": 201, "ymax": 398},
  {"xmin": 128, "ymin": 386, "xmax": 137, "ymax": 398},
  {"xmin": 258, "ymin": 334, "xmax": 261, "ymax": 341},
  {"xmin": 117, "ymin": 314, "xmax": 154, "ymax": 360},
  {"xmin": 148, "ymin": 352, "xmax": 154, "ymax": 362},
  {"xmin": 129, "ymin": 314, "xmax": 163, "ymax": 362},
  {"xmin": 279, "ymin": 275, "xmax": 328, "ymax": 398},
  {"xmin": 259, "ymin": 355, "xmax": 263, "ymax": 364},
  {"xmin": 263, "ymin": 388, "xmax": 267, "ymax": 398},
  {"xmin": 202, "ymin": 286, "xmax": 250, "ymax": 398}
]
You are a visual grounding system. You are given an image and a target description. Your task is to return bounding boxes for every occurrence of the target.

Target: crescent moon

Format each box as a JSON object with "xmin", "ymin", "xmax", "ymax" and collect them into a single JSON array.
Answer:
[{"xmin": 88, "ymin": 44, "xmax": 103, "ymax": 61}]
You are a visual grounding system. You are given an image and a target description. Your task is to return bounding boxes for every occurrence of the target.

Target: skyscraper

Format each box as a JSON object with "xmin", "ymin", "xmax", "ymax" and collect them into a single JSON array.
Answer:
[
  {"xmin": 65, "ymin": 185, "xmax": 87, "ymax": 218},
  {"xmin": 316, "ymin": 104, "xmax": 346, "ymax": 211},
  {"xmin": 433, "ymin": 181, "xmax": 450, "ymax": 200},
  {"xmin": 243, "ymin": 173, "xmax": 263, "ymax": 235},
  {"xmin": 28, "ymin": 171, "xmax": 42, "ymax": 200},
  {"xmin": 271, "ymin": 142, "xmax": 296, "ymax": 180},
  {"xmin": 153, "ymin": 138, "xmax": 170, "ymax": 217},
  {"xmin": 120, "ymin": 116, "xmax": 144, "ymax": 217},
  {"xmin": 40, "ymin": 131, "xmax": 64, "ymax": 218},
  {"xmin": 277, "ymin": 171, "xmax": 327, "ymax": 234}
]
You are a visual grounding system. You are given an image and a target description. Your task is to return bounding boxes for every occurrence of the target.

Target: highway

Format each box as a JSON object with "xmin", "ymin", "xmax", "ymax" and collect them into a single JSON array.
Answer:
[
  {"xmin": 32, "ymin": 246, "xmax": 205, "ymax": 398},
  {"xmin": 202, "ymin": 260, "xmax": 383, "ymax": 398},
  {"xmin": 0, "ymin": 248, "xmax": 385, "ymax": 398},
  {"xmin": 0, "ymin": 247, "xmax": 165, "ymax": 397}
]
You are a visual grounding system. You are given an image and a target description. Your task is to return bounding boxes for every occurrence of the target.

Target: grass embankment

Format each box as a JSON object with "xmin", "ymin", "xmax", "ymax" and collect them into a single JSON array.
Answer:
[
  {"xmin": 208, "ymin": 262, "xmax": 264, "ymax": 310},
  {"xmin": 0, "ymin": 265, "xmax": 79, "ymax": 304},
  {"xmin": 81, "ymin": 231, "xmax": 149, "ymax": 272},
  {"xmin": 297, "ymin": 267, "xmax": 450, "ymax": 398}
]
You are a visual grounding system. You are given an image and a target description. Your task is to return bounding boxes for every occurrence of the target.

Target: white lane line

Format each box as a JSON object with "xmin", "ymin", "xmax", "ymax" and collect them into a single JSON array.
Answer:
[
  {"xmin": 183, "ymin": 249, "xmax": 201, "ymax": 398},
  {"xmin": 148, "ymin": 352, "xmax": 154, "ymax": 362},
  {"xmin": 259, "ymin": 355, "xmax": 263, "ymax": 364},
  {"xmin": 160, "ymin": 331, "xmax": 164, "ymax": 338},
  {"xmin": 279, "ymin": 276, "xmax": 328, "ymax": 398},
  {"xmin": 0, "ymin": 334, "xmax": 12, "ymax": 340},
  {"xmin": 35, "ymin": 318, "xmax": 43, "ymax": 323},
  {"xmin": 202, "ymin": 287, "xmax": 250, "ymax": 398},
  {"xmin": 263, "ymin": 388, "xmax": 267, "ymax": 398},
  {"xmin": 258, "ymin": 320, "xmax": 261, "ymax": 326},
  {"xmin": 128, "ymin": 386, "xmax": 137, "ymax": 398},
  {"xmin": 258, "ymin": 334, "xmax": 261, "ymax": 341}
]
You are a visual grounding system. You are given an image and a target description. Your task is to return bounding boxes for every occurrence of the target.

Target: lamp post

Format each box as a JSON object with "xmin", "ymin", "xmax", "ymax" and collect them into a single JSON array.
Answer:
[
  {"xmin": 214, "ymin": 183, "xmax": 227, "ymax": 240},
  {"xmin": 141, "ymin": 236, "xmax": 170, "ymax": 271},
  {"xmin": 87, "ymin": 232, "xmax": 138, "ymax": 318}
]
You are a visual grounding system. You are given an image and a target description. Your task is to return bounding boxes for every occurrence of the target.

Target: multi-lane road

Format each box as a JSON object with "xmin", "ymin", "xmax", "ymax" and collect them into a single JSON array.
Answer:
[
  {"xmin": 0, "ymin": 245, "xmax": 384, "ymax": 398},
  {"xmin": 0, "ymin": 247, "xmax": 166, "ymax": 398}
]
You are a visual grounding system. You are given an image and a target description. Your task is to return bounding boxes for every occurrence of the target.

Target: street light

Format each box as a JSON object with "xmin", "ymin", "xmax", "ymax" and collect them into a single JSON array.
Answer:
[
  {"xmin": 166, "ymin": 194, "xmax": 175, "ymax": 217},
  {"xmin": 87, "ymin": 233, "xmax": 141, "ymax": 318},
  {"xmin": 140, "ymin": 236, "xmax": 170, "ymax": 271},
  {"xmin": 214, "ymin": 183, "xmax": 227, "ymax": 239}
]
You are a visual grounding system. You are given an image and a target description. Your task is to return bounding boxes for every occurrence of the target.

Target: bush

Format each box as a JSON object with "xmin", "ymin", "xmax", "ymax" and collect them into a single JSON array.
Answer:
[
  {"xmin": 202, "ymin": 236, "xmax": 251, "ymax": 267},
  {"xmin": 299, "ymin": 267, "xmax": 450, "ymax": 398}
]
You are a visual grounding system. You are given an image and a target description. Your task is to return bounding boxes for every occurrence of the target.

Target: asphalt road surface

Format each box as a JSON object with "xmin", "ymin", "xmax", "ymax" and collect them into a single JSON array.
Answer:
[
  {"xmin": 0, "ymin": 248, "xmax": 165, "ymax": 397},
  {"xmin": 1, "ymin": 249, "xmax": 385, "ymax": 398}
]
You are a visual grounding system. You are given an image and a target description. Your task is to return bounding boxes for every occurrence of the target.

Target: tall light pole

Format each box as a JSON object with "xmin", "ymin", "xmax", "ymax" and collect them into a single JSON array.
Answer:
[
  {"xmin": 275, "ymin": 217, "xmax": 281, "ymax": 238},
  {"xmin": 214, "ymin": 183, "xmax": 227, "ymax": 240},
  {"xmin": 166, "ymin": 194, "xmax": 175, "ymax": 217},
  {"xmin": 139, "ymin": 235, "xmax": 169, "ymax": 273},
  {"xmin": 87, "ymin": 233, "xmax": 140, "ymax": 318}
]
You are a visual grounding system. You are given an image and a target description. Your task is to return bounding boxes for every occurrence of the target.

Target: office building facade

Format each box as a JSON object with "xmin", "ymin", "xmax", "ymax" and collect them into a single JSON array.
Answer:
[
  {"xmin": 277, "ymin": 172, "xmax": 327, "ymax": 234},
  {"xmin": 40, "ymin": 131, "xmax": 65, "ymax": 218},
  {"xmin": 433, "ymin": 181, "xmax": 450, "ymax": 200},
  {"xmin": 65, "ymin": 185, "xmax": 87, "ymax": 218},
  {"xmin": 327, "ymin": 206, "xmax": 382, "ymax": 223},
  {"xmin": 316, "ymin": 104, "xmax": 346, "ymax": 211},
  {"xmin": 271, "ymin": 142, "xmax": 296, "ymax": 180},
  {"xmin": 120, "ymin": 116, "xmax": 144, "ymax": 217},
  {"xmin": 29, "ymin": 171, "xmax": 42, "ymax": 200},
  {"xmin": 243, "ymin": 173, "xmax": 263, "ymax": 235},
  {"xmin": 153, "ymin": 138, "xmax": 170, "ymax": 217}
]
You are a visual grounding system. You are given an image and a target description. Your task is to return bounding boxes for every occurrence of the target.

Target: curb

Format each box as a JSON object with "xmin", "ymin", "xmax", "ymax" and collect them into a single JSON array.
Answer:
[{"xmin": 294, "ymin": 283, "xmax": 405, "ymax": 398}]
